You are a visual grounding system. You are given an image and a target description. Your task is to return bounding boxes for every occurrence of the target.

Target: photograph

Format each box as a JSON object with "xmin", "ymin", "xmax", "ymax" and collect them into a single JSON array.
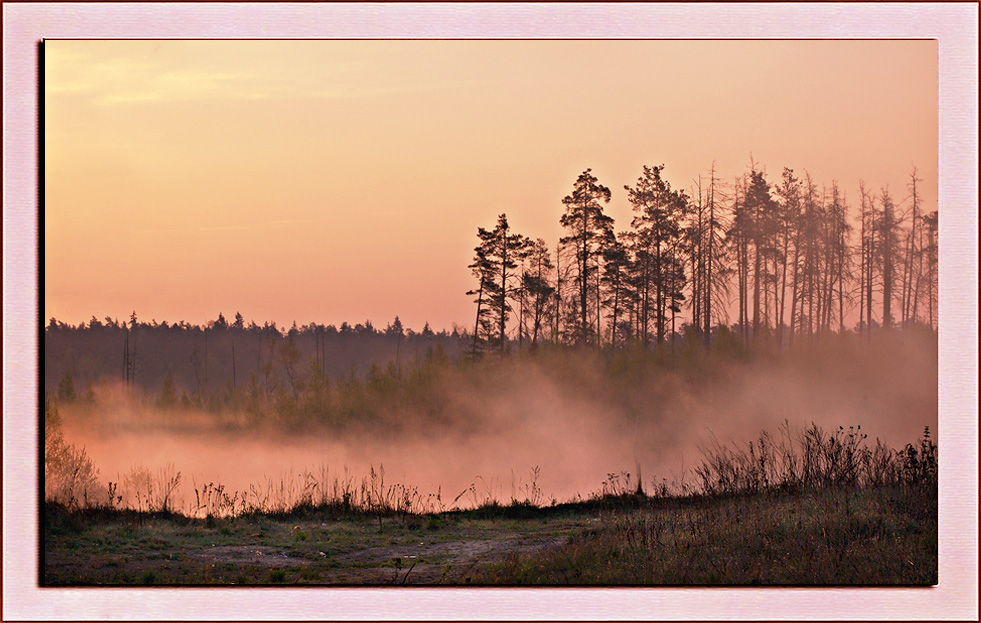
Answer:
[{"xmin": 2, "ymin": 2, "xmax": 977, "ymax": 621}]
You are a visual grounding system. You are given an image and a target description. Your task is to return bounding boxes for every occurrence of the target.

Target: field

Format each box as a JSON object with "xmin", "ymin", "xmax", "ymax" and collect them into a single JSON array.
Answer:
[{"xmin": 44, "ymin": 483, "xmax": 936, "ymax": 586}]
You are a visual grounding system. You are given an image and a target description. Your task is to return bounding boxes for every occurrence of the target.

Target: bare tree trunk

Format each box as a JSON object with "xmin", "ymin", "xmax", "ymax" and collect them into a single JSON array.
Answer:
[
  {"xmin": 203, "ymin": 328, "xmax": 208, "ymax": 392},
  {"xmin": 906, "ymin": 169, "xmax": 921, "ymax": 325},
  {"xmin": 670, "ymin": 255, "xmax": 677, "ymax": 356},
  {"xmin": 655, "ymin": 236, "xmax": 664, "ymax": 345},
  {"xmin": 595, "ymin": 253, "xmax": 603, "ymax": 348},
  {"xmin": 752, "ymin": 239, "xmax": 761, "ymax": 341},
  {"xmin": 912, "ymin": 212, "xmax": 925, "ymax": 323},
  {"xmin": 865, "ymin": 185, "xmax": 875, "ymax": 336},
  {"xmin": 554, "ymin": 242, "xmax": 561, "ymax": 343},
  {"xmin": 927, "ymin": 213, "xmax": 937, "ymax": 328},
  {"xmin": 471, "ymin": 284, "xmax": 485, "ymax": 358},
  {"xmin": 704, "ymin": 165, "xmax": 715, "ymax": 349},
  {"xmin": 882, "ymin": 190, "xmax": 896, "ymax": 329},
  {"xmin": 778, "ymin": 219, "xmax": 791, "ymax": 344},
  {"xmin": 122, "ymin": 326, "xmax": 129, "ymax": 384},
  {"xmin": 518, "ymin": 274, "xmax": 525, "ymax": 351},
  {"xmin": 499, "ymin": 232, "xmax": 509, "ymax": 351},
  {"xmin": 642, "ymin": 259, "xmax": 651, "ymax": 348},
  {"xmin": 858, "ymin": 182, "xmax": 868, "ymax": 337},
  {"xmin": 838, "ymin": 215, "xmax": 846, "ymax": 332},
  {"xmin": 789, "ymin": 225, "xmax": 802, "ymax": 343}
]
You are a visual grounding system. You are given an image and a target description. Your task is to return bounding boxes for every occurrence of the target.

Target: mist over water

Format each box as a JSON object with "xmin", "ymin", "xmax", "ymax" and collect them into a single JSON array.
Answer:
[{"xmin": 57, "ymin": 331, "xmax": 938, "ymax": 511}]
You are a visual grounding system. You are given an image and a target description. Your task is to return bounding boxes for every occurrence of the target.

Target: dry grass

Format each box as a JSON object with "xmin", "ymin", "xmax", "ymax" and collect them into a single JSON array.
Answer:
[
  {"xmin": 477, "ymin": 485, "xmax": 937, "ymax": 585},
  {"xmin": 693, "ymin": 421, "xmax": 937, "ymax": 496}
]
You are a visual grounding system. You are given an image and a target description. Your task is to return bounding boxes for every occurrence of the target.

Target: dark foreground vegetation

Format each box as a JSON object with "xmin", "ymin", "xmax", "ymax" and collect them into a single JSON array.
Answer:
[
  {"xmin": 43, "ymin": 486, "xmax": 937, "ymax": 586},
  {"xmin": 43, "ymin": 424, "xmax": 937, "ymax": 586},
  {"xmin": 476, "ymin": 485, "xmax": 937, "ymax": 585}
]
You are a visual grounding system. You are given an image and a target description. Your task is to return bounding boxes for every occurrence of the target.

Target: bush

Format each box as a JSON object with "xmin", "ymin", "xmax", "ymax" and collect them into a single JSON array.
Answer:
[{"xmin": 44, "ymin": 397, "xmax": 101, "ymax": 510}]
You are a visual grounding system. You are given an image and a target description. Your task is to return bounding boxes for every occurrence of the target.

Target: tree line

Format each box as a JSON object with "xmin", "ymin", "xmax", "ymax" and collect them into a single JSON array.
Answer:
[
  {"xmin": 466, "ymin": 163, "xmax": 938, "ymax": 356},
  {"xmin": 45, "ymin": 312, "xmax": 468, "ymax": 417}
]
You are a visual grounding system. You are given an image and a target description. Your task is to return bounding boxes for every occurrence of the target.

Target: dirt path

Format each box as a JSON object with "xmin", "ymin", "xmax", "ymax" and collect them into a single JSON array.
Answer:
[{"xmin": 330, "ymin": 532, "xmax": 572, "ymax": 584}]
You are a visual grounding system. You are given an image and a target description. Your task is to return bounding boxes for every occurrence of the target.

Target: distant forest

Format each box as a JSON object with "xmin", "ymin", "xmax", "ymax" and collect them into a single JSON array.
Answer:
[
  {"xmin": 45, "ymin": 315, "xmax": 467, "ymax": 415},
  {"xmin": 45, "ymin": 161, "xmax": 937, "ymax": 428}
]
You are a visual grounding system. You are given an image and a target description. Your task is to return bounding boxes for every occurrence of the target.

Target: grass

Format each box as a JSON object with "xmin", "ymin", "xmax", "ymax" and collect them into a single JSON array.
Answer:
[
  {"xmin": 42, "ymin": 481, "xmax": 936, "ymax": 586},
  {"xmin": 476, "ymin": 485, "xmax": 937, "ymax": 585},
  {"xmin": 42, "ymin": 502, "xmax": 589, "ymax": 585}
]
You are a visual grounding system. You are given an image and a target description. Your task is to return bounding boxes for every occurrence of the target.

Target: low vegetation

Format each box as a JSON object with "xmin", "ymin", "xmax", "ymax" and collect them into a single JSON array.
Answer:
[
  {"xmin": 476, "ymin": 486, "xmax": 936, "ymax": 585},
  {"xmin": 43, "ymin": 420, "xmax": 937, "ymax": 585}
]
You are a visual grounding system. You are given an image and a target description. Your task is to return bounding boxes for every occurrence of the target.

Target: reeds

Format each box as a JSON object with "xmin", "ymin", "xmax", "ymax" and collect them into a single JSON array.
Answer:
[
  {"xmin": 113, "ymin": 463, "xmax": 449, "ymax": 519},
  {"xmin": 694, "ymin": 421, "xmax": 937, "ymax": 496}
]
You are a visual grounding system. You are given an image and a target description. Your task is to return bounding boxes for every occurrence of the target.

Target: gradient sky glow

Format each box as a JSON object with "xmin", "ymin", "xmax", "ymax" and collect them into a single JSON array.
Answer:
[{"xmin": 44, "ymin": 39, "xmax": 938, "ymax": 331}]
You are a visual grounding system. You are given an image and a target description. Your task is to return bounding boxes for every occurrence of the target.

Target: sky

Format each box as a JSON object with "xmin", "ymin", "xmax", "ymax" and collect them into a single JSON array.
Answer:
[{"xmin": 44, "ymin": 39, "xmax": 938, "ymax": 332}]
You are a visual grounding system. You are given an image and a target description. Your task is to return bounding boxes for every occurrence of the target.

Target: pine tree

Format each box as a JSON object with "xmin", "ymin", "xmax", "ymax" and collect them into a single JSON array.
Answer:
[
  {"xmin": 467, "ymin": 214, "xmax": 530, "ymax": 355},
  {"xmin": 467, "ymin": 236, "xmax": 498, "ymax": 358},
  {"xmin": 626, "ymin": 165, "xmax": 688, "ymax": 347},
  {"xmin": 601, "ymin": 233, "xmax": 630, "ymax": 348},
  {"xmin": 522, "ymin": 238, "xmax": 556, "ymax": 348},
  {"xmin": 560, "ymin": 169, "xmax": 614, "ymax": 346}
]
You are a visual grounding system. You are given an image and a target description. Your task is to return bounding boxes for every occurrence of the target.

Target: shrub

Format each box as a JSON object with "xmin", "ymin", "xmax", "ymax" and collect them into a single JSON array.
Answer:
[{"xmin": 44, "ymin": 397, "xmax": 101, "ymax": 510}]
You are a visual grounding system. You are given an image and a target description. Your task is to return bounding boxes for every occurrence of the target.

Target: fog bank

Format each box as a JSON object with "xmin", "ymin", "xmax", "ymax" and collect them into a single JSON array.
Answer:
[{"xmin": 56, "ymin": 331, "xmax": 938, "ymax": 510}]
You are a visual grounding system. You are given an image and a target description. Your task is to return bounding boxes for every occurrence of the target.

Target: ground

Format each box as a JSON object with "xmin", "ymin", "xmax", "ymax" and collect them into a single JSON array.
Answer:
[
  {"xmin": 43, "ymin": 486, "xmax": 937, "ymax": 586},
  {"xmin": 44, "ymin": 508, "xmax": 592, "ymax": 585}
]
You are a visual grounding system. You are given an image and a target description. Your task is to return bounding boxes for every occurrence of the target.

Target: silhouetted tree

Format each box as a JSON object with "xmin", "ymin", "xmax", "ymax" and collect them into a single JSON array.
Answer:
[
  {"xmin": 793, "ymin": 173, "xmax": 824, "ymax": 338},
  {"xmin": 57, "ymin": 370, "xmax": 76, "ymax": 403},
  {"xmin": 742, "ymin": 169, "xmax": 778, "ymax": 342},
  {"xmin": 858, "ymin": 180, "xmax": 876, "ymax": 338},
  {"xmin": 561, "ymin": 169, "xmax": 614, "ymax": 346},
  {"xmin": 521, "ymin": 238, "xmax": 556, "ymax": 348},
  {"xmin": 686, "ymin": 164, "xmax": 730, "ymax": 349},
  {"xmin": 729, "ymin": 174, "xmax": 751, "ymax": 342},
  {"xmin": 279, "ymin": 334, "xmax": 302, "ymax": 398},
  {"xmin": 922, "ymin": 209, "xmax": 938, "ymax": 328},
  {"xmin": 878, "ymin": 188, "xmax": 900, "ymax": 329},
  {"xmin": 824, "ymin": 183, "xmax": 852, "ymax": 332},
  {"xmin": 467, "ymin": 214, "xmax": 530, "ymax": 355},
  {"xmin": 157, "ymin": 372, "xmax": 178, "ymax": 408},
  {"xmin": 601, "ymin": 234, "xmax": 630, "ymax": 348},
  {"xmin": 626, "ymin": 164, "xmax": 687, "ymax": 346},
  {"xmin": 387, "ymin": 316, "xmax": 405, "ymax": 365},
  {"xmin": 774, "ymin": 167, "xmax": 802, "ymax": 343},
  {"xmin": 901, "ymin": 167, "xmax": 926, "ymax": 327},
  {"xmin": 386, "ymin": 316, "xmax": 404, "ymax": 337},
  {"xmin": 467, "ymin": 239, "xmax": 496, "ymax": 358}
]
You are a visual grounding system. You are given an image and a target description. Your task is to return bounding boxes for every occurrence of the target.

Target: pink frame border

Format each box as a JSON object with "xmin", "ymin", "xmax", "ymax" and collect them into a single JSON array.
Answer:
[{"xmin": 4, "ymin": 3, "xmax": 978, "ymax": 620}]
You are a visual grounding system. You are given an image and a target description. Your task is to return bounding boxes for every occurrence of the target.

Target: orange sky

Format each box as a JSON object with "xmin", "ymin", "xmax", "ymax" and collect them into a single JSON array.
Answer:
[{"xmin": 44, "ymin": 40, "xmax": 938, "ymax": 332}]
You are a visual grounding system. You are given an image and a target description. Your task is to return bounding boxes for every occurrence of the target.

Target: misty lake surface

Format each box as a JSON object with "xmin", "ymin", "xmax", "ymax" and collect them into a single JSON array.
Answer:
[
  {"xmin": 64, "ymin": 414, "xmax": 653, "ymax": 512},
  {"xmin": 58, "ymin": 331, "xmax": 938, "ymax": 514}
]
